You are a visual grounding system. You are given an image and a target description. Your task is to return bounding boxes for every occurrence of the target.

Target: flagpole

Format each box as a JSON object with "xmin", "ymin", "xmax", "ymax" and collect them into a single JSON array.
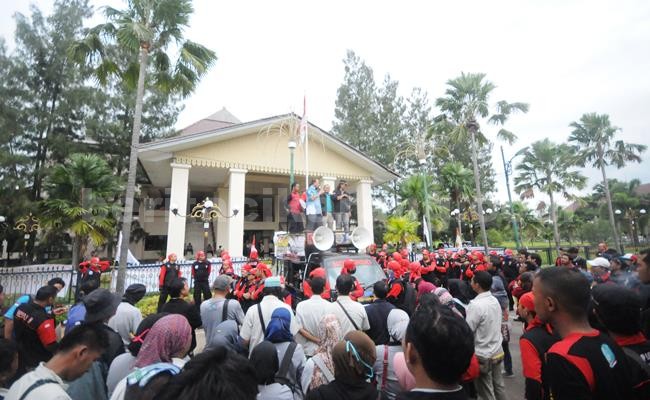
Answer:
[{"xmin": 303, "ymin": 95, "xmax": 309, "ymax": 190}]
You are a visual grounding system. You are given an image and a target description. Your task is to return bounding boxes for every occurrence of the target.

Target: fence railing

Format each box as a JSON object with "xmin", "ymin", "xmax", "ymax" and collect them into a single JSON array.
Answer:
[{"xmin": 0, "ymin": 258, "xmax": 249, "ymax": 308}]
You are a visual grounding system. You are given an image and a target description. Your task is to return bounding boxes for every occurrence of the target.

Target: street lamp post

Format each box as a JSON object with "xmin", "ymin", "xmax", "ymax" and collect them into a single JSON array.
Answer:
[
  {"xmin": 171, "ymin": 198, "xmax": 239, "ymax": 254},
  {"xmin": 615, "ymin": 208, "xmax": 647, "ymax": 249},
  {"xmin": 501, "ymin": 146, "xmax": 522, "ymax": 249},
  {"xmin": 450, "ymin": 208, "xmax": 462, "ymax": 241},
  {"xmin": 14, "ymin": 213, "xmax": 40, "ymax": 264},
  {"xmin": 467, "ymin": 119, "xmax": 489, "ymax": 253},
  {"xmin": 419, "ymin": 156, "xmax": 432, "ymax": 249},
  {"xmin": 288, "ymin": 139, "xmax": 297, "ymax": 187}
]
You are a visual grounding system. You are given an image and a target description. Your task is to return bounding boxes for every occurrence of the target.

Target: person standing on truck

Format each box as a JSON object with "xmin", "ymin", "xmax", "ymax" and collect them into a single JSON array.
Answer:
[
  {"xmin": 305, "ymin": 178, "xmax": 324, "ymax": 231},
  {"xmin": 332, "ymin": 180, "xmax": 352, "ymax": 238},
  {"xmin": 287, "ymin": 182, "xmax": 305, "ymax": 233}
]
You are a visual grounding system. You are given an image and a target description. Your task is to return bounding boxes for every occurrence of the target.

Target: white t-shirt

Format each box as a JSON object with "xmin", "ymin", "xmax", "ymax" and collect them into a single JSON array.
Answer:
[
  {"xmin": 240, "ymin": 295, "xmax": 299, "ymax": 355},
  {"xmin": 108, "ymin": 302, "xmax": 143, "ymax": 348},
  {"xmin": 331, "ymin": 296, "xmax": 370, "ymax": 336},
  {"xmin": 295, "ymin": 295, "xmax": 335, "ymax": 356},
  {"xmin": 465, "ymin": 291, "xmax": 503, "ymax": 359},
  {"xmin": 5, "ymin": 363, "xmax": 70, "ymax": 400}
]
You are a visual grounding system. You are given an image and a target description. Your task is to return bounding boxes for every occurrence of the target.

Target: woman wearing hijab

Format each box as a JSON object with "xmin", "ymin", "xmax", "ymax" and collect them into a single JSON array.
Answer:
[
  {"xmin": 301, "ymin": 314, "xmax": 342, "ymax": 394},
  {"xmin": 265, "ymin": 308, "xmax": 306, "ymax": 399},
  {"xmin": 107, "ymin": 313, "xmax": 169, "ymax": 396},
  {"xmin": 375, "ymin": 309, "xmax": 409, "ymax": 400},
  {"xmin": 305, "ymin": 330, "xmax": 377, "ymax": 400},
  {"xmin": 110, "ymin": 314, "xmax": 192, "ymax": 400},
  {"xmin": 251, "ymin": 340, "xmax": 294, "ymax": 400},
  {"xmin": 446, "ymin": 279, "xmax": 471, "ymax": 318}
]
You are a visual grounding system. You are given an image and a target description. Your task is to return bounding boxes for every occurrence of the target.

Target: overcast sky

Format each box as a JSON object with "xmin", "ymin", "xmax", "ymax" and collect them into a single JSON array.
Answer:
[{"xmin": 2, "ymin": 0, "xmax": 649, "ymax": 206}]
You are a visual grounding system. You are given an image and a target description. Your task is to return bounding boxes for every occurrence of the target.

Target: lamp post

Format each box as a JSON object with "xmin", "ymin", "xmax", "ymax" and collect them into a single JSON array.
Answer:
[
  {"xmin": 288, "ymin": 139, "xmax": 297, "ymax": 187},
  {"xmin": 615, "ymin": 208, "xmax": 647, "ymax": 249},
  {"xmin": 501, "ymin": 146, "xmax": 522, "ymax": 249},
  {"xmin": 14, "ymin": 213, "xmax": 39, "ymax": 264},
  {"xmin": 171, "ymin": 198, "xmax": 239, "ymax": 254},
  {"xmin": 419, "ymin": 156, "xmax": 432, "ymax": 249},
  {"xmin": 450, "ymin": 208, "xmax": 462, "ymax": 240}
]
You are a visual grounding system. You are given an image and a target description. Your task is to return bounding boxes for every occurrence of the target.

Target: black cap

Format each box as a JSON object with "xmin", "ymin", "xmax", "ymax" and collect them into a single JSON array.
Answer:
[{"xmin": 83, "ymin": 288, "xmax": 121, "ymax": 323}]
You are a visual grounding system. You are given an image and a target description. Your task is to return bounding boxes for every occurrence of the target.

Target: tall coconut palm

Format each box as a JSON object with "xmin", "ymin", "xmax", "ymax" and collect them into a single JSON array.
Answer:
[
  {"xmin": 40, "ymin": 154, "xmax": 123, "ymax": 268},
  {"xmin": 569, "ymin": 113, "xmax": 647, "ymax": 253},
  {"xmin": 438, "ymin": 162, "xmax": 474, "ymax": 237},
  {"xmin": 514, "ymin": 139, "xmax": 587, "ymax": 254},
  {"xmin": 70, "ymin": 0, "xmax": 217, "ymax": 294},
  {"xmin": 435, "ymin": 72, "xmax": 528, "ymax": 251}
]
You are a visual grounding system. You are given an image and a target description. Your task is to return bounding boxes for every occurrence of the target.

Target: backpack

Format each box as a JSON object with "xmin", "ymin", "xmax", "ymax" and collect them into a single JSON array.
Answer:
[{"xmin": 275, "ymin": 342, "xmax": 298, "ymax": 393}]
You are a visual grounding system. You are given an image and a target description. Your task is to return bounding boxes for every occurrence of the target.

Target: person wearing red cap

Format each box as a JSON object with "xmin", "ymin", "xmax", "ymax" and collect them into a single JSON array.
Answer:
[
  {"xmin": 78, "ymin": 256, "xmax": 111, "ymax": 288},
  {"xmin": 303, "ymin": 267, "xmax": 332, "ymax": 300},
  {"xmin": 157, "ymin": 253, "xmax": 182, "ymax": 312},
  {"xmin": 517, "ymin": 291, "xmax": 559, "ymax": 400},
  {"xmin": 433, "ymin": 249, "xmax": 450, "ymax": 287},
  {"xmin": 386, "ymin": 261, "xmax": 416, "ymax": 315},
  {"xmin": 191, "ymin": 250, "xmax": 212, "ymax": 307},
  {"xmin": 341, "ymin": 259, "xmax": 364, "ymax": 301}
]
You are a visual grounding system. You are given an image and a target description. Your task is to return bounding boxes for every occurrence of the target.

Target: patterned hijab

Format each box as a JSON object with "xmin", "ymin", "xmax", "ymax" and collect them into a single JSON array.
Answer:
[
  {"xmin": 309, "ymin": 314, "xmax": 342, "ymax": 390},
  {"xmin": 135, "ymin": 314, "xmax": 192, "ymax": 368}
]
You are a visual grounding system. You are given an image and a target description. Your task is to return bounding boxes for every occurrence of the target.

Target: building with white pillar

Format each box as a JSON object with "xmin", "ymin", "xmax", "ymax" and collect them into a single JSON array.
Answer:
[{"xmin": 133, "ymin": 109, "xmax": 398, "ymax": 260}]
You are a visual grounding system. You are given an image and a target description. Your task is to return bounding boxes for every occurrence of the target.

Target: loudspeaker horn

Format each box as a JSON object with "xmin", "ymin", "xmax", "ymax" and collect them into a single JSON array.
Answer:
[
  {"xmin": 313, "ymin": 226, "xmax": 334, "ymax": 251},
  {"xmin": 351, "ymin": 226, "xmax": 372, "ymax": 250}
]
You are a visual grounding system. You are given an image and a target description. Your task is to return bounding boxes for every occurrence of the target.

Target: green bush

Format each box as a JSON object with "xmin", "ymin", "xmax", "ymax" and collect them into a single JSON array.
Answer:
[{"xmin": 136, "ymin": 294, "xmax": 160, "ymax": 318}]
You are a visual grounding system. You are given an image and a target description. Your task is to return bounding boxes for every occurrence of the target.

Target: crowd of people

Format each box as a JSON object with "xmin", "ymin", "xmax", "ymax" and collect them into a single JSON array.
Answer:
[{"xmin": 1, "ymin": 241, "xmax": 650, "ymax": 400}]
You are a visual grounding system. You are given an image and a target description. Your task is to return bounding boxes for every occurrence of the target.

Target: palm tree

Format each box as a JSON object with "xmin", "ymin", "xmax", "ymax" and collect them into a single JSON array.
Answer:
[
  {"xmin": 40, "ymin": 154, "xmax": 123, "ymax": 268},
  {"xmin": 397, "ymin": 174, "xmax": 447, "ymax": 241},
  {"xmin": 435, "ymin": 72, "xmax": 528, "ymax": 251},
  {"xmin": 438, "ymin": 162, "xmax": 474, "ymax": 237},
  {"xmin": 383, "ymin": 214, "xmax": 420, "ymax": 248},
  {"xmin": 569, "ymin": 113, "xmax": 646, "ymax": 253},
  {"xmin": 70, "ymin": 0, "xmax": 217, "ymax": 294},
  {"xmin": 514, "ymin": 139, "xmax": 587, "ymax": 254}
]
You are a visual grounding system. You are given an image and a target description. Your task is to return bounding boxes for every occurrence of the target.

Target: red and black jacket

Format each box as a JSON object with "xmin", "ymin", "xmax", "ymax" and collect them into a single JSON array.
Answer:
[
  {"xmin": 543, "ymin": 329, "xmax": 650, "ymax": 400},
  {"xmin": 13, "ymin": 301, "xmax": 57, "ymax": 371},
  {"xmin": 191, "ymin": 260, "xmax": 211, "ymax": 282},
  {"xmin": 159, "ymin": 262, "xmax": 182, "ymax": 288},
  {"xmin": 520, "ymin": 318, "xmax": 559, "ymax": 400}
]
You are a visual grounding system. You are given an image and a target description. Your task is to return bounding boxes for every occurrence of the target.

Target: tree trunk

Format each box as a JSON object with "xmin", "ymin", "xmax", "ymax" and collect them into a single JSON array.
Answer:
[
  {"xmin": 600, "ymin": 162, "xmax": 622, "ymax": 253},
  {"xmin": 456, "ymin": 198, "xmax": 463, "ymax": 239},
  {"xmin": 71, "ymin": 235, "xmax": 80, "ymax": 271},
  {"xmin": 548, "ymin": 188, "xmax": 561, "ymax": 257},
  {"xmin": 469, "ymin": 124, "xmax": 489, "ymax": 252},
  {"xmin": 116, "ymin": 45, "xmax": 149, "ymax": 295}
]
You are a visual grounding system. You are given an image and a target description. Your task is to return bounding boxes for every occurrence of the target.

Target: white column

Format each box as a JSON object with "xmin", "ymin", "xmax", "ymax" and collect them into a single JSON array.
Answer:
[
  {"xmin": 227, "ymin": 168, "xmax": 247, "ymax": 257},
  {"xmin": 166, "ymin": 163, "xmax": 191, "ymax": 259},
  {"xmin": 215, "ymin": 187, "xmax": 229, "ymax": 252},
  {"xmin": 355, "ymin": 179, "xmax": 374, "ymax": 245}
]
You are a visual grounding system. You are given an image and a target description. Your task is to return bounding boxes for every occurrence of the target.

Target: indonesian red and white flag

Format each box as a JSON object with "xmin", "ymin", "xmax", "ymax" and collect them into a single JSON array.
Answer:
[{"xmin": 299, "ymin": 95, "xmax": 308, "ymax": 145}]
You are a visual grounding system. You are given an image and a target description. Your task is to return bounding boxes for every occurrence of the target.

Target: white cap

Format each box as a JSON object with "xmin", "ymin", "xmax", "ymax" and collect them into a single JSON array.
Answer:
[{"xmin": 588, "ymin": 257, "xmax": 611, "ymax": 270}]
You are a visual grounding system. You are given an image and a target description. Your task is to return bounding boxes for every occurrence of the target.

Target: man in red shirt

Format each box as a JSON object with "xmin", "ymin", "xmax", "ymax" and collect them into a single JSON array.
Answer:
[
  {"xmin": 287, "ymin": 182, "xmax": 305, "ymax": 233},
  {"xmin": 517, "ymin": 292, "xmax": 559, "ymax": 400},
  {"xmin": 534, "ymin": 267, "xmax": 649, "ymax": 399}
]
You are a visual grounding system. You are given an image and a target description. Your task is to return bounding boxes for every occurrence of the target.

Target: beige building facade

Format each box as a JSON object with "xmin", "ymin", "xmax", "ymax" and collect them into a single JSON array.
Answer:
[{"xmin": 133, "ymin": 109, "xmax": 397, "ymax": 260}]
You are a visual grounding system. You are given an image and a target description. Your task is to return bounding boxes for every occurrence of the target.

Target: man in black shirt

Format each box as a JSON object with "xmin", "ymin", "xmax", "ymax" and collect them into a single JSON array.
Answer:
[
  {"xmin": 534, "ymin": 267, "xmax": 649, "ymax": 399},
  {"xmin": 191, "ymin": 250, "xmax": 212, "ymax": 307},
  {"xmin": 161, "ymin": 278, "xmax": 202, "ymax": 353},
  {"xmin": 13, "ymin": 286, "xmax": 58, "ymax": 375},
  {"xmin": 397, "ymin": 304, "xmax": 473, "ymax": 400},
  {"xmin": 363, "ymin": 281, "xmax": 395, "ymax": 345},
  {"xmin": 592, "ymin": 284, "xmax": 650, "ymax": 369}
]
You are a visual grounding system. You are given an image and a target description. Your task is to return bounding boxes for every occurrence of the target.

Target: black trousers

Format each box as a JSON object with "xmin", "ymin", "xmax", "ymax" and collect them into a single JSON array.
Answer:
[
  {"xmin": 193, "ymin": 281, "xmax": 211, "ymax": 306},
  {"xmin": 157, "ymin": 287, "xmax": 170, "ymax": 312}
]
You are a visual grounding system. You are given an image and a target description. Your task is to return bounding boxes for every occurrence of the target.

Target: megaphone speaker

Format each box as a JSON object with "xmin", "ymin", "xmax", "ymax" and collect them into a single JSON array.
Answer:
[
  {"xmin": 351, "ymin": 226, "xmax": 372, "ymax": 250},
  {"xmin": 313, "ymin": 226, "xmax": 335, "ymax": 251}
]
